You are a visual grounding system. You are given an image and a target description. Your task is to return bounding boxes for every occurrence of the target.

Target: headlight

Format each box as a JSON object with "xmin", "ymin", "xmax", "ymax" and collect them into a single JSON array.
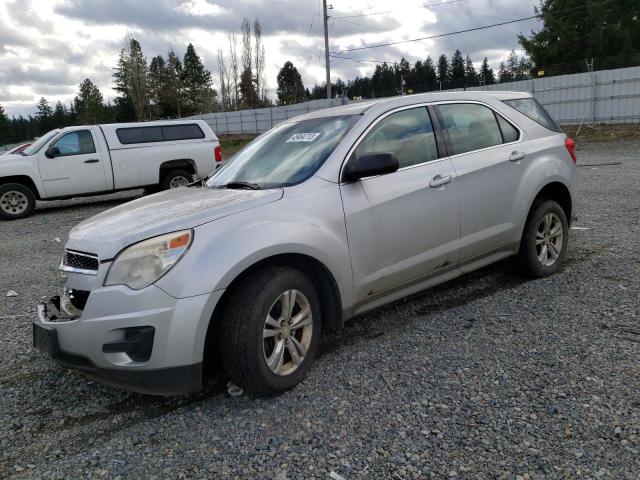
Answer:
[{"xmin": 105, "ymin": 230, "xmax": 192, "ymax": 290}]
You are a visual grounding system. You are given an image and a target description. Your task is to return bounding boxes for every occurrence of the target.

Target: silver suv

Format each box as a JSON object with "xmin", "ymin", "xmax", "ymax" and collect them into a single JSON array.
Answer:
[{"xmin": 33, "ymin": 92, "xmax": 577, "ymax": 396}]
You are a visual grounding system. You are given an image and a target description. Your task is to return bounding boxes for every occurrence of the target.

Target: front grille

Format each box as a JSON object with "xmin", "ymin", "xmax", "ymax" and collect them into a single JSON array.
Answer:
[{"xmin": 62, "ymin": 250, "xmax": 99, "ymax": 273}]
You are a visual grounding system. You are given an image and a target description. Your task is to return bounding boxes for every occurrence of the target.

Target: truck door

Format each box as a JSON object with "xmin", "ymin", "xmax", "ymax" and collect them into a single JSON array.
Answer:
[{"xmin": 37, "ymin": 128, "xmax": 108, "ymax": 197}]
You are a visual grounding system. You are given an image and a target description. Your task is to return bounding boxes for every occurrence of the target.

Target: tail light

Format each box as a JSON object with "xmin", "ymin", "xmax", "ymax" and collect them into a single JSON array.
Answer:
[
  {"xmin": 214, "ymin": 145, "xmax": 223, "ymax": 163},
  {"xmin": 565, "ymin": 137, "xmax": 576, "ymax": 164}
]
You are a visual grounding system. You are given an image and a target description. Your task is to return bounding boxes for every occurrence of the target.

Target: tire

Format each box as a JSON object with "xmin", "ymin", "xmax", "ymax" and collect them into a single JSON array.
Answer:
[
  {"xmin": 161, "ymin": 169, "xmax": 192, "ymax": 190},
  {"xmin": 0, "ymin": 183, "xmax": 36, "ymax": 220},
  {"xmin": 219, "ymin": 266, "xmax": 322, "ymax": 396},
  {"xmin": 517, "ymin": 199, "xmax": 569, "ymax": 278}
]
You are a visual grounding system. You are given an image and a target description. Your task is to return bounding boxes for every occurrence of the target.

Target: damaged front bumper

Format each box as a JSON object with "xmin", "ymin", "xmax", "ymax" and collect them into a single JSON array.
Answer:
[{"xmin": 33, "ymin": 279, "xmax": 223, "ymax": 396}]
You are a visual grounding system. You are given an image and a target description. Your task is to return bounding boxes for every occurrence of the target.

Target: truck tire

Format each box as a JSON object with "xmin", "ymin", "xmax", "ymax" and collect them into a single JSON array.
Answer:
[
  {"xmin": 0, "ymin": 183, "xmax": 36, "ymax": 220},
  {"xmin": 161, "ymin": 169, "xmax": 193, "ymax": 190},
  {"xmin": 219, "ymin": 266, "xmax": 322, "ymax": 396},
  {"xmin": 517, "ymin": 200, "xmax": 569, "ymax": 278}
]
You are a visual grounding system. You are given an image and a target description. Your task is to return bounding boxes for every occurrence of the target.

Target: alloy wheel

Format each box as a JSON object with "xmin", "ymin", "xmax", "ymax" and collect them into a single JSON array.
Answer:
[{"xmin": 535, "ymin": 212, "xmax": 564, "ymax": 266}]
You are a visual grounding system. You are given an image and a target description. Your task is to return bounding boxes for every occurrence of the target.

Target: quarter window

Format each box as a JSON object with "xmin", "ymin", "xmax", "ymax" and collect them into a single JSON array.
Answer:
[
  {"xmin": 116, "ymin": 124, "xmax": 205, "ymax": 145},
  {"xmin": 438, "ymin": 103, "xmax": 504, "ymax": 155},
  {"xmin": 52, "ymin": 130, "xmax": 96, "ymax": 156},
  {"xmin": 496, "ymin": 114, "xmax": 519, "ymax": 143},
  {"xmin": 355, "ymin": 107, "xmax": 439, "ymax": 169}
]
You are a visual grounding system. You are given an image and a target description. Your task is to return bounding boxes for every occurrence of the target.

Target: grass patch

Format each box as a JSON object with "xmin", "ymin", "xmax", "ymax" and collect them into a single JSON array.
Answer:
[
  {"xmin": 563, "ymin": 123, "xmax": 640, "ymax": 143},
  {"xmin": 219, "ymin": 135, "xmax": 257, "ymax": 158}
]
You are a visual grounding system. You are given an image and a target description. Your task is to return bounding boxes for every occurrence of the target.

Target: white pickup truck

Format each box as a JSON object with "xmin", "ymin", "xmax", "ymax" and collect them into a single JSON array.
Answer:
[{"xmin": 0, "ymin": 120, "xmax": 222, "ymax": 219}]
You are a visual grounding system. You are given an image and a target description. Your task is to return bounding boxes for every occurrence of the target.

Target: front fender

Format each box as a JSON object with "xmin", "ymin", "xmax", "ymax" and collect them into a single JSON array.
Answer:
[{"xmin": 155, "ymin": 180, "xmax": 354, "ymax": 312}]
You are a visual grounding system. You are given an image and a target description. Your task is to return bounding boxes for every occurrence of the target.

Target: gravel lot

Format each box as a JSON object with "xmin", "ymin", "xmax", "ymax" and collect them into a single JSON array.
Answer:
[{"xmin": 1, "ymin": 140, "xmax": 638, "ymax": 479}]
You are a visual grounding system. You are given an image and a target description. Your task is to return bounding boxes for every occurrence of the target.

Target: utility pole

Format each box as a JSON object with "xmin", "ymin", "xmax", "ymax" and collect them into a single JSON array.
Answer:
[{"xmin": 323, "ymin": 0, "xmax": 332, "ymax": 99}]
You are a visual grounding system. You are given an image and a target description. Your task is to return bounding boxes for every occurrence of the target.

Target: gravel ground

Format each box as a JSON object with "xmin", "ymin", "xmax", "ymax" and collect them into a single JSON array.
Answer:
[{"xmin": 1, "ymin": 141, "xmax": 638, "ymax": 479}]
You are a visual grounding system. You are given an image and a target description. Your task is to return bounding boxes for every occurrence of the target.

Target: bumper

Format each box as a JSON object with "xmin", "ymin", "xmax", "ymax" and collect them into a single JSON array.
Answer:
[{"xmin": 33, "ymin": 283, "xmax": 224, "ymax": 396}]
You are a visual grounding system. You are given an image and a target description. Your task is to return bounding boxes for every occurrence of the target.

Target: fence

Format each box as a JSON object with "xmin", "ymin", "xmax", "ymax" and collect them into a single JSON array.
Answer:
[
  {"xmin": 461, "ymin": 65, "xmax": 640, "ymax": 125},
  {"xmin": 188, "ymin": 98, "xmax": 348, "ymax": 135}
]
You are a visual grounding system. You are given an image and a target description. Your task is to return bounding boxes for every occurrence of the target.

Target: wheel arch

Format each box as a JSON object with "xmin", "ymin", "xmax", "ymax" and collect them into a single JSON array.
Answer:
[
  {"xmin": 0, "ymin": 175, "xmax": 41, "ymax": 199},
  {"xmin": 159, "ymin": 159, "xmax": 196, "ymax": 179},
  {"xmin": 202, "ymin": 252, "xmax": 343, "ymax": 374},
  {"xmin": 529, "ymin": 181, "xmax": 573, "ymax": 223}
]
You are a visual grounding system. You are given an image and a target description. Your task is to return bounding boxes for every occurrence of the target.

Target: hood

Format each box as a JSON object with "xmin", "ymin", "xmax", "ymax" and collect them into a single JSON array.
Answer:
[{"xmin": 66, "ymin": 186, "xmax": 283, "ymax": 259}]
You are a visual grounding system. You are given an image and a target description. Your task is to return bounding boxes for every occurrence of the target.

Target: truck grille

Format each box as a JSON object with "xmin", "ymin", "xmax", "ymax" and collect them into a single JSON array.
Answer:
[{"xmin": 61, "ymin": 250, "xmax": 99, "ymax": 274}]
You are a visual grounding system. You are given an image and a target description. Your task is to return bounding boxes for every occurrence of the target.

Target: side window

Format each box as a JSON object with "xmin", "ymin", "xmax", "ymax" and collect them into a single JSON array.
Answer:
[
  {"xmin": 355, "ymin": 107, "xmax": 439, "ymax": 169},
  {"xmin": 438, "ymin": 103, "xmax": 503, "ymax": 155},
  {"xmin": 496, "ymin": 114, "xmax": 519, "ymax": 143},
  {"xmin": 162, "ymin": 124, "xmax": 204, "ymax": 141},
  {"xmin": 52, "ymin": 130, "xmax": 96, "ymax": 156},
  {"xmin": 117, "ymin": 127, "xmax": 163, "ymax": 144}
]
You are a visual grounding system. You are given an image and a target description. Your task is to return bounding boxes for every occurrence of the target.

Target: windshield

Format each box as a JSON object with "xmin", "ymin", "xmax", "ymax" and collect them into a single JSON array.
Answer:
[
  {"xmin": 206, "ymin": 115, "xmax": 359, "ymax": 189},
  {"xmin": 22, "ymin": 129, "xmax": 61, "ymax": 156}
]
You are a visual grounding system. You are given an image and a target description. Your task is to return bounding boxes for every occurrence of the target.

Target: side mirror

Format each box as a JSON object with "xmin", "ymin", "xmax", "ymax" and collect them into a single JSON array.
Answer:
[
  {"xmin": 342, "ymin": 152, "xmax": 399, "ymax": 182},
  {"xmin": 45, "ymin": 146, "xmax": 60, "ymax": 158}
]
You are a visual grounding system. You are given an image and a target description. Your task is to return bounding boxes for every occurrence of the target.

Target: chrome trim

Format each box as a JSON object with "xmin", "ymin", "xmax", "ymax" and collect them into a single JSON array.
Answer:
[{"xmin": 59, "ymin": 249, "xmax": 99, "ymax": 276}]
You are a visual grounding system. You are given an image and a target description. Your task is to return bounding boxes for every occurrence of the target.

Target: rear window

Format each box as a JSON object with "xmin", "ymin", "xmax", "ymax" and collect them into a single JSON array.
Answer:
[
  {"xmin": 116, "ymin": 124, "xmax": 205, "ymax": 144},
  {"xmin": 503, "ymin": 98, "xmax": 562, "ymax": 132}
]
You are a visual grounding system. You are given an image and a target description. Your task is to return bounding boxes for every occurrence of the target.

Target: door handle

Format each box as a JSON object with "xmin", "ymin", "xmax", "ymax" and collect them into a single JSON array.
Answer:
[
  {"xmin": 509, "ymin": 151, "xmax": 526, "ymax": 162},
  {"xmin": 84, "ymin": 159, "xmax": 99, "ymax": 164},
  {"xmin": 429, "ymin": 174, "xmax": 452, "ymax": 188}
]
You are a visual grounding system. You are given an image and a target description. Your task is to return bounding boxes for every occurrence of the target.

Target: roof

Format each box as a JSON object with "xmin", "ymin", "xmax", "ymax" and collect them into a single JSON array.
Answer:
[{"xmin": 292, "ymin": 90, "xmax": 532, "ymax": 121}]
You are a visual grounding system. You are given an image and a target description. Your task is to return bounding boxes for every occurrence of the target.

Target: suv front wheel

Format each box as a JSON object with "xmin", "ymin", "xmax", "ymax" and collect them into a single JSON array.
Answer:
[
  {"xmin": 518, "ymin": 200, "xmax": 569, "ymax": 277},
  {"xmin": 219, "ymin": 266, "xmax": 321, "ymax": 395}
]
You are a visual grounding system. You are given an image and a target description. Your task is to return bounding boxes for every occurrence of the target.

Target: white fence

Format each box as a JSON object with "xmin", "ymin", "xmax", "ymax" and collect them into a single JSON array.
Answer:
[
  {"xmin": 189, "ymin": 98, "xmax": 348, "ymax": 135},
  {"xmin": 462, "ymin": 65, "xmax": 640, "ymax": 125},
  {"xmin": 191, "ymin": 66, "xmax": 640, "ymax": 135}
]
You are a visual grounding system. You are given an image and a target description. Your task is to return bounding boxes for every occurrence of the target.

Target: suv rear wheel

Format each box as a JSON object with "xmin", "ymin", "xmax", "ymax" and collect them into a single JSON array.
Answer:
[
  {"xmin": 162, "ymin": 169, "xmax": 192, "ymax": 190},
  {"xmin": 518, "ymin": 200, "xmax": 569, "ymax": 277},
  {"xmin": 0, "ymin": 183, "xmax": 36, "ymax": 220},
  {"xmin": 219, "ymin": 266, "xmax": 321, "ymax": 395}
]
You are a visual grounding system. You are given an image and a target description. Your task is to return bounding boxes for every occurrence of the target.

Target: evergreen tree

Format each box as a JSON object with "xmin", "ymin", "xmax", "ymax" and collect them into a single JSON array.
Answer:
[
  {"xmin": 423, "ymin": 56, "xmax": 437, "ymax": 91},
  {"xmin": 74, "ymin": 78, "xmax": 105, "ymax": 124},
  {"xmin": 52, "ymin": 101, "xmax": 67, "ymax": 127},
  {"xmin": 276, "ymin": 61, "xmax": 305, "ymax": 105},
  {"xmin": 124, "ymin": 36, "xmax": 149, "ymax": 120},
  {"xmin": 464, "ymin": 55, "xmax": 478, "ymax": 87},
  {"xmin": 479, "ymin": 57, "xmax": 495, "ymax": 85},
  {"xmin": 0, "ymin": 104, "xmax": 12, "ymax": 145},
  {"xmin": 449, "ymin": 50, "xmax": 466, "ymax": 88},
  {"xmin": 35, "ymin": 97, "xmax": 54, "ymax": 134},
  {"xmin": 519, "ymin": 0, "xmax": 640, "ymax": 68},
  {"xmin": 239, "ymin": 67, "xmax": 258, "ymax": 108},
  {"xmin": 182, "ymin": 43, "xmax": 214, "ymax": 115},
  {"xmin": 437, "ymin": 54, "xmax": 449, "ymax": 89},
  {"xmin": 497, "ymin": 62, "xmax": 513, "ymax": 83},
  {"xmin": 165, "ymin": 50, "xmax": 184, "ymax": 117},
  {"xmin": 148, "ymin": 55, "xmax": 168, "ymax": 119},
  {"xmin": 112, "ymin": 49, "xmax": 136, "ymax": 122}
]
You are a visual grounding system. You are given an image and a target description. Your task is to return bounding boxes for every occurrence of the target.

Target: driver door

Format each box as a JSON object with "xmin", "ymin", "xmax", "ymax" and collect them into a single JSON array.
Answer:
[
  {"xmin": 38, "ymin": 128, "xmax": 108, "ymax": 197},
  {"xmin": 340, "ymin": 106, "xmax": 460, "ymax": 310}
]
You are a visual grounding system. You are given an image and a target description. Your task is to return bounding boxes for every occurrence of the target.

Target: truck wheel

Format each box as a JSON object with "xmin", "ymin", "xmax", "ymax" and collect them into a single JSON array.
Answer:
[
  {"xmin": 219, "ymin": 266, "xmax": 321, "ymax": 396},
  {"xmin": 517, "ymin": 200, "xmax": 569, "ymax": 278},
  {"xmin": 0, "ymin": 183, "xmax": 36, "ymax": 220},
  {"xmin": 162, "ymin": 170, "xmax": 192, "ymax": 190}
]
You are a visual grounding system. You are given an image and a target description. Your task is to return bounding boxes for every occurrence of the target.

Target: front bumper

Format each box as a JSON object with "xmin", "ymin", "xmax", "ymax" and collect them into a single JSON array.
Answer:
[{"xmin": 33, "ymin": 280, "xmax": 224, "ymax": 396}]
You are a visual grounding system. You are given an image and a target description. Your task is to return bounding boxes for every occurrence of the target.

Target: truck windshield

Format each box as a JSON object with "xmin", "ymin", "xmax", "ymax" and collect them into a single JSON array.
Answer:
[
  {"xmin": 22, "ymin": 129, "xmax": 61, "ymax": 156},
  {"xmin": 206, "ymin": 115, "xmax": 359, "ymax": 189}
]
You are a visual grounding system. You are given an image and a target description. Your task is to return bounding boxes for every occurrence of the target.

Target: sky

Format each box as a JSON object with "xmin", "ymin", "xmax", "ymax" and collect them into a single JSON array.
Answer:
[{"xmin": 0, "ymin": 0, "xmax": 542, "ymax": 117}]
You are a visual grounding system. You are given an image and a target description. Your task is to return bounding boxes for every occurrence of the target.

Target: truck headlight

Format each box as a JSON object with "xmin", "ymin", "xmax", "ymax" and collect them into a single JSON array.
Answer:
[{"xmin": 105, "ymin": 230, "xmax": 192, "ymax": 290}]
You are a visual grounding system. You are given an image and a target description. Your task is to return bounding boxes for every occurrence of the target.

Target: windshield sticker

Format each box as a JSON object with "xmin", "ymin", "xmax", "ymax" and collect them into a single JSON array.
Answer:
[{"xmin": 286, "ymin": 132, "xmax": 321, "ymax": 143}]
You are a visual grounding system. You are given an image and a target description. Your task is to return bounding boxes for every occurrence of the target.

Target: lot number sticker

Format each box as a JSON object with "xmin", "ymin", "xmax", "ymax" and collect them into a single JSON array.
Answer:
[{"xmin": 286, "ymin": 132, "xmax": 321, "ymax": 143}]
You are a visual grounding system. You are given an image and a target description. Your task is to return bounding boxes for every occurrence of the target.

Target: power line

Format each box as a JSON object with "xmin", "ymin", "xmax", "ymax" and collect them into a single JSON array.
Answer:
[{"xmin": 332, "ymin": 4, "xmax": 591, "ymax": 54}]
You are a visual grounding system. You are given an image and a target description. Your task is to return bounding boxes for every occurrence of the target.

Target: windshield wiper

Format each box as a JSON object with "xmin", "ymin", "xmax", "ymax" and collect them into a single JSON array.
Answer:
[{"xmin": 223, "ymin": 181, "xmax": 262, "ymax": 190}]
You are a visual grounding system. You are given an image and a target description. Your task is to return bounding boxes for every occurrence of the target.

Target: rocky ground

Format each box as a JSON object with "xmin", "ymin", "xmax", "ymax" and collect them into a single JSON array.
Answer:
[{"xmin": 0, "ymin": 140, "xmax": 638, "ymax": 479}]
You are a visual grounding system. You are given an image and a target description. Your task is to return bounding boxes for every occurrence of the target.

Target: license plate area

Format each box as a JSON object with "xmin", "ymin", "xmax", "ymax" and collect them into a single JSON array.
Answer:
[{"xmin": 33, "ymin": 323, "xmax": 61, "ymax": 358}]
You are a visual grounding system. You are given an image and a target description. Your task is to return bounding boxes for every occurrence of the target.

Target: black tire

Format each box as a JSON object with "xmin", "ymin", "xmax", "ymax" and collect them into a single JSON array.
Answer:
[
  {"xmin": 517, "ymin": 199, "xmax": 569, "ymax": 278},
  {"xmin": 161, "ymin": 169, "xmax": 192, "ymax": 190},
  {"xmin": 0, "ymin": 183, "xmax": 36, "ymax": 220},
  {"xmin": 219, "ymin": 266, "xmax": 322, "ymax": 396}
]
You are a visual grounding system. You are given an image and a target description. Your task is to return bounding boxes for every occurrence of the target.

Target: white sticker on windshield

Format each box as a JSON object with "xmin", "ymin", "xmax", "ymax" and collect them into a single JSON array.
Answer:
[{"xmin": 286, "ymin": 132, "xmax": 321, "ymax": 143}]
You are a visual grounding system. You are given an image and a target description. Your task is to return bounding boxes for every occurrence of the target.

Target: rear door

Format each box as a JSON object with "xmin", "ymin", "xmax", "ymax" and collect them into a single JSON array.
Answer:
[
  {"xmin": 340, "ymin": 105, "xmax": 460, "ymax": 306},
  {"xmin": 37, "ymin": 128, "xmax": 108, "ymax": 197},
  {"xmin": 435, "ymin": 101, "xmax": 525, "ymax": 266}
]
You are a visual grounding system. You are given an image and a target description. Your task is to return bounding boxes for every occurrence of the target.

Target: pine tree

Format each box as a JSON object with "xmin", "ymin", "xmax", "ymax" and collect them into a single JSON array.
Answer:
[
  {"xmin": 437, "ymin": 54, "xmax": 449, "ymax": 89},
  {"xmin": 449, "ymin": 50, "xmax": 466, "ymax": 88},
  {"xmin": 497, "ymin": 62, "xmax": 513, "ymax": 83},
  {"xmin": 423, "ymin": 56, "xmax": 437, "ymax": 91},
  {"xmin": 464, "ymin": 55, "xmax": 478, "ymax": 87},
  {"xmin": 148, "ymin": 55, "xmax": 168, "ymax": 119},
  {"xmin": 74, "ymin": 78, "xmax": 105, "ymax": 124},
  {"xmin": 182, "ymin": 43, "xmax": 214, "ymax": 115},
  {"xmin": 52, "ymin": 101, "xmax": 67, "ymax": 127},
  {"xmin": 113, "ymin": 49, "xmax": 136, "ymax": 122},
  {"xmin": 165, "ymin": 50, "xmax": 184, "ymax": 118},
  {"xmin": 479, "ymin": 57, "xmax": 495, "ymax": 85},
  {"xmin": 276, "ymin": 61, "xmax": 305, "ymax": 105},
  {"xmin": 0, "ymin": 104, "xmax": 12, "ymax": 145},
  {"xmin": 124, "ymin": 36, "xmax": 149, "ymax": 120}
]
